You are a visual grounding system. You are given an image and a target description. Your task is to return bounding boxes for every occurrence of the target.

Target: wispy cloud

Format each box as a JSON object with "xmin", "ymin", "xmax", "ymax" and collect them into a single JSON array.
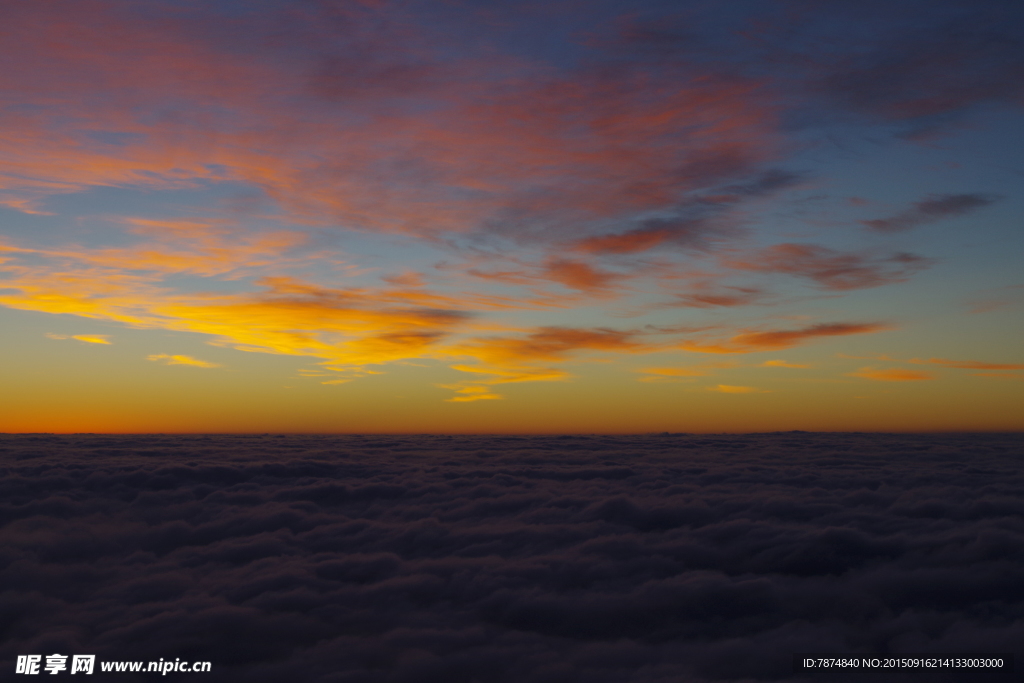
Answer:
[
  {"xmin": 835, "ymin": 352, "xmax": 899, "ymax": 361},
  {"xmin": 847, "ymin": 367, "xmax": 934, "ymax": 382},
  {"xmin": 542, "ymin": 259, "xmax": 624, "ymax": 293},
  {"xmin": 636, "ymin": 361, "xmax": 740, "ymax": 382},
  {"xmin": 682, "ymin": 323, "xmax": 889, "ymax": 354},
  {"xmin": 722, "ymin": 244, "xmax": 932, "ymax": 291},
  {"xmin": 147, "ymin": 354, "xmax": 221, "ymax": 369},
  {"xmin": 73, "ymin": 335, "xmax": 111, "ymax": 345},
  {"xmin": 862, "ymin": 194, "xmax": 1000, "ymax": 233},
  {"xmin": 45, "ymin": 333, "xmax": 111, "ymax": 344},
  {"xmin": 668, "ymin": 286, "xmax": 766, "ymax": 309},
  {"xmin": 707, "ymin": 384, "xmax": 768, "ymax": 393},
  {"xmin": 761, "ymin": 360, "xmax": 810, "ymax": 368},
  {"xmin": 571, "ymin": 171, "xmax": 803, "ymax": 256},
  {"xmin": 964, "ymin": 285, "xmax": 1024, "ymax": 314},
  {"xmin": 909, "ymin": 357, "xmax": 1024, "ymax": 370},
  {"xmin": 637, "ymin": 367, "xmax": 709, "ymax": 383},
  {"xmin": 438, "ymin": 384, "xmax": 504, "ymax": 403}
]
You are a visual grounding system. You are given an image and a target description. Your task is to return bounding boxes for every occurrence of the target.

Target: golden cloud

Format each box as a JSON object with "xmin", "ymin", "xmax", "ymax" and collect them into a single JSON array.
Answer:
[
  {"xmin": 707, "ymin": 385, "xmax": 768, "ymax": 393},
  {"xmin": 2, "ymin": 225, "xmax": 900, "ymax": 403},
  {"xmin": 437, "ymin": 384, "xmax": 504, "ymax": 402},
  {"xmin": 147, "ymin": 354, "xmax": 221, "ymax": 369},
  {"xmin": 72, "ymin": 335, "xmax": 112, "ymax": 345},
  {"xmin": 45, "ymin": 333, "xmax": 111, "ymax": 344}
]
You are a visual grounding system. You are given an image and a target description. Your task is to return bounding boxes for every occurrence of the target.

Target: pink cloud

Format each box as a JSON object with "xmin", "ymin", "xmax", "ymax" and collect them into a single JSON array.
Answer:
[
  {"xmin": 542, "ymin": 259, "xmax": 624, "ymax": 293},
  {"xmin": 0, "ymin": 0, "xmax": 784, "ymax": 242}
]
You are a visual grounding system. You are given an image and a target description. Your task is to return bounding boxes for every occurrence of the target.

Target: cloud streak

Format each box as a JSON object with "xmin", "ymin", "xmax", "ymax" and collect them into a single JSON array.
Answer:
[
  {"xmin": 45, "ymin": 333, "xmax": 111, "ymax": 345},
  {"xmin": 681, "ymin": 323, "xmax": 890, "ymax": 354},
  {"xmin": 147, "ymin": 354, "xmax": 221, "ymax": 369},
  {"xmin": 847, "ymin": 367, "xmax": 934, "ymax": 381},
  {"xmin": 638, "ymin": 367, "xmax": 711, "ymax": 381},
  {"xmin": 707, "ymin": 384, "xmax": 768, "ymax": 393},
  {"xmin": 761, "ymin": 360, "xmax": 810, "ymax": 368},
  {"xmin": 862, "ymin": 194, "xmax": 1001, "ymax": 233},
  {"xmin": 722, "ymin": 244, "xmax": 933, "ymax": 291},
  {"xmin": 909, "ymin": 357, "xmax": 1024, "ymax": 370}
]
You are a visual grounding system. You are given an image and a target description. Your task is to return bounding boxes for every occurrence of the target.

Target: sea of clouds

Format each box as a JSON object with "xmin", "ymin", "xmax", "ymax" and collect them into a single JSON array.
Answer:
[{"xmin": 1, "ymin": 433, "xmax": 1022, "ymax": 682}]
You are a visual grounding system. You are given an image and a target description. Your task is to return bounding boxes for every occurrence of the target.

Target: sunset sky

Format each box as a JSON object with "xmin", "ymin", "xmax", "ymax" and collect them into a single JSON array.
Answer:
[{"xmin": 1, "ymin": 0, "xmax": 1021, "ymax": 433}]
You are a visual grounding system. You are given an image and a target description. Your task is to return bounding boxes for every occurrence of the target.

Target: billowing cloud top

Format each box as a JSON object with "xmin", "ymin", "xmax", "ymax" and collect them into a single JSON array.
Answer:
[{"xmin": 2, "ymin": 432, "xmax": 1024, "ymax": 679}]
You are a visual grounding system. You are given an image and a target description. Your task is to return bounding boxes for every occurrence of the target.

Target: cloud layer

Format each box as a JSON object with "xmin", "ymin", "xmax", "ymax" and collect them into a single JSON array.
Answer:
[{"xmin": 2, "ymin": 433, "xmax": 1023, "ymax": 682}]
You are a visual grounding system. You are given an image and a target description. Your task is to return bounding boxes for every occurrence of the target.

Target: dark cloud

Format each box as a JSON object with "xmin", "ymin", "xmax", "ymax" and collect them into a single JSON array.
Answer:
[
  {"xmin": 2, "ymin": 432, "xmax": 1023, "ymax": 681},
  {"xmin": 611, "ymin": 0, "xmax": 1024, "ymax": 137},
  {"xmin": 573, "ymin": 171, "xmax": 804, "ymax": 255},
  {"xmin": 670, "ymin": 286, "xmax": 766, "ymax": 309},
  {"xmin": 723, "ymin": 243, "xmax": 934, "ymax": 290},
  {"xmin": 719, "ymin": 170, "xmax": 806, "ymax": 198},
  {"xmin": 810, "ymin": 6, "xmax": 1024, "ymax": 124},
  {"xmin": 573, "ymin": 217, "xmax": 712, "ymax": 255},
  {"xmin": 862, "ymin": 193, "xmax": 1002, "ymax": 233}
]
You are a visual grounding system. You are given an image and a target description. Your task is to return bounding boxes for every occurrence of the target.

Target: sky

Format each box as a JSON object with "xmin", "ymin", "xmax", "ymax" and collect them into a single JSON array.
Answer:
[{"xmin": 0, "ymin": 0, "xmax": 1022, "ymax": 433}]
